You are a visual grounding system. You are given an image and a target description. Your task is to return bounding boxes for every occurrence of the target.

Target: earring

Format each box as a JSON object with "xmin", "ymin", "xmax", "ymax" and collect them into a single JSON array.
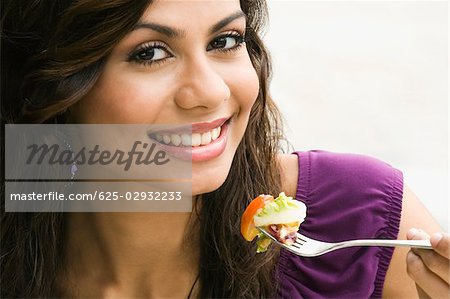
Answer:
[
  {"xmin": 24, "ymin": 97, "xmax": 36, "ymax": 107},
  {"xmin": 62, "ymin": 139, "xmax": 78, "ymax": 188}
]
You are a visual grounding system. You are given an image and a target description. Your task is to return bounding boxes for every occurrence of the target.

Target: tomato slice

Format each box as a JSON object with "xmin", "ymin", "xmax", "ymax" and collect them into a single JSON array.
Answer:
[{"xmin": 240, "ymin": 194, "xmax": 274, "ymax": 241}]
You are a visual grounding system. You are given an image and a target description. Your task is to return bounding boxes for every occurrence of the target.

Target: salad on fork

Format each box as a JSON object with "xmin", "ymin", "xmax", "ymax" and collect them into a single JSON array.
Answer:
[
  {"xmin": 241, "ymin": 192, "xmax": 432, "ymax": 256},
  {"xmin": 240, "ymin": 192, "xmax": 307, "ymax": 253}
]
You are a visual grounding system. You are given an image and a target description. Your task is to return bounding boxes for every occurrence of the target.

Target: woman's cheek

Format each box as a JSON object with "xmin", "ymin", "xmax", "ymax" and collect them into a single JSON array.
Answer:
[
  {"xmin": 229, "ymin": 61, "xmax": 260, "ymax": 113},
  {"xmin": 74, "ymin": 72, "xmax": 174, "ymax": 124}
]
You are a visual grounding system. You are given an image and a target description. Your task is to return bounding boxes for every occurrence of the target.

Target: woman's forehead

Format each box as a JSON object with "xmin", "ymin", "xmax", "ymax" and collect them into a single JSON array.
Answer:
[{"xmin": 139, "ymin": 0, "xmax": 243, "ymax": 25}]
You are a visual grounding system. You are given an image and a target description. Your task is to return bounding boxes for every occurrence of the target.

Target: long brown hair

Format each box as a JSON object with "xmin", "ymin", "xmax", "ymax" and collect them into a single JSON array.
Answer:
[{"xmin": 1, "ymin": 0, "xmax": 284, "ymax": 297}]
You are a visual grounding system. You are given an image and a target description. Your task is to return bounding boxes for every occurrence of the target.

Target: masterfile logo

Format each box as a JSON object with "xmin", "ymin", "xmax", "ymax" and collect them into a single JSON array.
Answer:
[{"xmin": 4, "ymin": 124, "xmax": 192, "ymax": 212}]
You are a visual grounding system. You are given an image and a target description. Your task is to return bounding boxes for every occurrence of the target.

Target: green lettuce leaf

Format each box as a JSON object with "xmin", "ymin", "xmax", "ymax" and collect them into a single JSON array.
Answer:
[
  {"xmin": 253, "ymin": 192, "xmax": 306, "ymax": 227},
  {"xmin": 256, "ymin": 233, "xmax": 272, "ymax": 253}
]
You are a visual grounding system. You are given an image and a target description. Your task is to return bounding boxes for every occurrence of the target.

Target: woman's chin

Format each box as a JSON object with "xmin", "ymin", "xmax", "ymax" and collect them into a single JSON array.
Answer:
[
  {"xmin": 190, "ymin": 147, "xmax": 236, "ymax": 196},
  {"xmin": 191, "ymin": 167, "xmax": 230, "ymax": 196},
  {"xmin": 191, "ymin": 176, "xmax": 227, "ymax": 196}
]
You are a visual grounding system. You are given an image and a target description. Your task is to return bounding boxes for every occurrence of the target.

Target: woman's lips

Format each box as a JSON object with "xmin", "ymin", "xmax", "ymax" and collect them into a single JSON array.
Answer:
[
  {"xmin": 147, "ymin": 117, "xmax": 230, "ymax": 162},
  {"xmin": 147, "ymin": 117, "xmax": 229, "ymax": 135}
]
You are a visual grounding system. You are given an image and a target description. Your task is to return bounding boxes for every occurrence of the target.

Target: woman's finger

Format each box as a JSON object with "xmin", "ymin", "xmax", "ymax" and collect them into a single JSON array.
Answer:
[
  {"xmin": 413, "ymin": 249, "xmax": 450, "ymax": 284},
  {"xmin": 407, "ymin": 228, "xmax": 430, "ymax": 240},
  {"xmin": 408, "ymin": 228, "xmax": 430, "ymax": 256},
  {"xmin": 407, "ymin": 229, "xmax": 450, "ymax": 283},
  {"xmin": 429, "ymin": 232, "xmax": 450, "ymax": 259},
  {"xmin": 406, "ymin": 250, "xmax": 449, "ymax": 298}
]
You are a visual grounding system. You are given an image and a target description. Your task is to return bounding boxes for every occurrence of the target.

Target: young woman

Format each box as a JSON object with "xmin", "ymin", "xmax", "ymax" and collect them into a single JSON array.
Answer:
[{"xmin": 1, "ymin": 0, "xmax": 448, "ymax": 298}]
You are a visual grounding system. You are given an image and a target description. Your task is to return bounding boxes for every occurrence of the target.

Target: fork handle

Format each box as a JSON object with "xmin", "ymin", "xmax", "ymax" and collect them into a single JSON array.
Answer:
[{"xmin": 335, "ymin": 239, "xmax": 432, "ymax": 250}]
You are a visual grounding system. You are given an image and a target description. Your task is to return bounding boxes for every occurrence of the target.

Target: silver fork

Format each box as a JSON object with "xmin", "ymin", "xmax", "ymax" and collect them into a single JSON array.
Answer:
[{"xmin": 257, "ymin": 227, "xmax": 432, "ymax": 257}]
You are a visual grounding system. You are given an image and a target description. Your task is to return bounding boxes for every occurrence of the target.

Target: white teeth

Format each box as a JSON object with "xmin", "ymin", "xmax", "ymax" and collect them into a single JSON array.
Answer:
[
  {"xmin": 171, "ymin": 134, "xmax": 181, "ymax": 146},
  {"xmin": 191, "ymin": 133, "xmax": 201, "ymax": 147},
  {"xmin": 163, "ymin": 135, "xmax": 171, "ymax": 144},
  {"xmin": 201, "ymin": 131, "xmax": 211, "ymax": 145},
  {"xmin": 155, "ymin": 125, "xmax": 223, "ymax": 147},
  {"xmin": 181, "ymin": 134, "xmax": 191, "ymax": 146},
  {"xmin": 211, "ymin": 128, "xmax": 219, "ymax": 140}
]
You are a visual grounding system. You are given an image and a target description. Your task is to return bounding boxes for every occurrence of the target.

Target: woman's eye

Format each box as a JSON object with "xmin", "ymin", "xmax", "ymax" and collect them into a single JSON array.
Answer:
[
  {"xmin": 136, "ymin": 47, "xmax": 168, "ymax": 61},
  {"xmin": 128, "ymin": 43, "xmax": 172, "ymax": 65},
  {"xmin": 207, "ymin": 34, "xmax": 245, "ymax": 51}
]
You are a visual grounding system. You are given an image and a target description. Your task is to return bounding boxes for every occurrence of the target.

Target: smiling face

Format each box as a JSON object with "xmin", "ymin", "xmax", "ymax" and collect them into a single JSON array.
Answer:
[{"xmin": 70, "ymin": 0, "xmax": 260, "ymax": 195}]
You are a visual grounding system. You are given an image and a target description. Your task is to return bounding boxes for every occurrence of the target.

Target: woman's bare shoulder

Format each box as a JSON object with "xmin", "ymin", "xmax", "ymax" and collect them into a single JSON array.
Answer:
[{"xmin": 277, "ymin": 153, "xmax": 299, "ymax": 198}]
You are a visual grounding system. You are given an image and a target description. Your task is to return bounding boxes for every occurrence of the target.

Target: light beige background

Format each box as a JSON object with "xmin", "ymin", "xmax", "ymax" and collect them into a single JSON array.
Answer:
[{"xmin": 264, "ymin": 1, "xmax": 448, "ymax": 229}]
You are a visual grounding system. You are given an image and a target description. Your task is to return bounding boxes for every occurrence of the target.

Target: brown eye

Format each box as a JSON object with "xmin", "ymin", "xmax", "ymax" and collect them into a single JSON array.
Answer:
[
  {"xmin": 210, "ymin": 36, "xmax": 229, "ymax": 49},
  {"xmin": 207, "ymin": 34, "xmax": 244, "ymax": 51},
  {"xmin": 137, "ymin": 48, "xmax": 156, "ymax": 60},
  {"xmin": 128, "ymin": 41, "xmax": 173, "ymax": 66},
  {"xmin": 134, "ymin": 47, "xmax": 169, "ymax": 61}
]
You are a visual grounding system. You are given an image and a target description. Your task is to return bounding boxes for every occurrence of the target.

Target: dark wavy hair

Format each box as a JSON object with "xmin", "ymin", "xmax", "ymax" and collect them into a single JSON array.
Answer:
[{"xmin": 1, "ymin": 0, "xmax": 284, "ymax": 297}]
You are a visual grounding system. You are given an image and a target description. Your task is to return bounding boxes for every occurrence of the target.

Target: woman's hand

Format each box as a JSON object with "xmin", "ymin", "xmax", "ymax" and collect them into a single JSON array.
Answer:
[{"xmin": 406, "ymin": 228, "xmax": 450, "ymax": 298}]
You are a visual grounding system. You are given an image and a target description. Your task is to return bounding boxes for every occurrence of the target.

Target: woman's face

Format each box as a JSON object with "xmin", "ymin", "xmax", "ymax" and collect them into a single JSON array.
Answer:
[{"xmin": 72, "ymin": 0, "xmax": 259, "ymax": 195}]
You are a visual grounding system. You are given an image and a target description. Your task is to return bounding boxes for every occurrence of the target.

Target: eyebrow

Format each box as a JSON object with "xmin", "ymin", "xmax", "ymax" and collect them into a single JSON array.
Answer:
[{"xmin": 133, "ymin": 10, "xmax": 246, "ymax": 38}]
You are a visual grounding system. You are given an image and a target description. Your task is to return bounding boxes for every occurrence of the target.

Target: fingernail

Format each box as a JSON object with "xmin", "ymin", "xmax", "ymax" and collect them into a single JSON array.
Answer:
[
  {"xmin": 408, "ymin": 228, "xmax": 419, "ymax": 238},
  {"xmin": 430, "ymin": 233, "xmax": 443, "ymax": 246}
]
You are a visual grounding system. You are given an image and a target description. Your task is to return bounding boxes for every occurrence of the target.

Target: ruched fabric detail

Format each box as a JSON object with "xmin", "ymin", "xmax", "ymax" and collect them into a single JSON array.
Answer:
[{"xmin": 276, "ymin": 151, "xmax": 403, "ymax": 299}]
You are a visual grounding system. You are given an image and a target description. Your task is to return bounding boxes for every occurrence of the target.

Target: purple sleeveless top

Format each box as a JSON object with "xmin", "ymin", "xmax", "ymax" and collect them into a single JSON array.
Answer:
[{"xmin": 276, "ymin": 150, "xmax": 403, "ymax": 298}]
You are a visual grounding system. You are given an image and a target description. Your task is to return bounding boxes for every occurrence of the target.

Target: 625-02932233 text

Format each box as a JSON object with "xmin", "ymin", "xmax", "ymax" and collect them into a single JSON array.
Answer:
[{"xmin": 9, "ymin": 191, "xmax": 183, "ymax": 201}]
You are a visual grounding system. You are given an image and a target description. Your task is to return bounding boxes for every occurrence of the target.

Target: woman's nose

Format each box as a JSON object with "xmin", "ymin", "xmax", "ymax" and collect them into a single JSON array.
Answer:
[{"xmin": 174, "ymin": 56, "xmax": 230, "ymax": 110}]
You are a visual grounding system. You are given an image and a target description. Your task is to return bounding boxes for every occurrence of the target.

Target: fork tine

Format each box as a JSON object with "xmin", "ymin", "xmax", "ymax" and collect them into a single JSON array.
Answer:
[
  {"xmin": 295, "ymin": 236, "xmax": 307, "ymax": 244},
  {"xmin": 296, "ymin": 232, "xmax": 313, "ymax": 242},
  {"xmin": 291, "ymin": 242, "xmax": 303, "ymax": 249},
  {"xmin": 256, "ymin": 227, "xmax": 303, "ymax": 253},
  {"xmin": 293, "ymin": 240, "xmax": 305, "ymax": 248},
  {"xmin": 256, "ymin": 227, "xmax": 277, "ymax": 241},
  {"xmin": 256, "ymin": 227, "xmax": 309, "ymax": 255}
]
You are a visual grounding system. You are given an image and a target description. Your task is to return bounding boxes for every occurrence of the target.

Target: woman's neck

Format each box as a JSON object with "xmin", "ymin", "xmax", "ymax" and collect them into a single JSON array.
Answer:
[{"xmin": 62, "ymin": 211, "xmax": 200, "ymax": 298}]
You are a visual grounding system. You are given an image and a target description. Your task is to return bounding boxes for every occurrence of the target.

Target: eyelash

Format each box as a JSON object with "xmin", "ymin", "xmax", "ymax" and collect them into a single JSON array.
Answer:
[
  {"xmin": 127, "ymin": 31, "xmax": 246, "ymax": 67},
  {"xmin": 211, "ymin": 31, "xmax": 246, "ymax": 53},
  {"xmin": 127, "ymin": 41, "xmax": 169, "ymax": 67}
]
